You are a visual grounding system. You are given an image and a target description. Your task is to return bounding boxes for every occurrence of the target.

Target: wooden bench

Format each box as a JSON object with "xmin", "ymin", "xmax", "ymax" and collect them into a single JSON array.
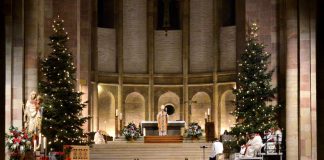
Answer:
[{"xmin": 144, "ymin": 135, "xmax": 183, "ymax": 143}]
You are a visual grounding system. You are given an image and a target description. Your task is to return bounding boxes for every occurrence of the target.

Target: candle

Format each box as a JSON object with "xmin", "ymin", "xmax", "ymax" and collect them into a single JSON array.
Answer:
[
  {"xmin": 34, "ymin": 139, "xmax": 37, "ymax": 152},
  {"xmin": 38, "ymin": 133, "xmax": 41, "ymax": 150},
  {"xmin": 207, "ymin": 108, "xmax": 210, "ymax": 115},
  {"xmin": 116, "ymin": 109, "xmax": 118, "ymax": 116},
  {"xmin": 43, "ymin": 137, "xmax": 47, "ymax": 150},
  {"xmin": 205, "ymin": 112, "xmax": 207, "ymax": 119}
]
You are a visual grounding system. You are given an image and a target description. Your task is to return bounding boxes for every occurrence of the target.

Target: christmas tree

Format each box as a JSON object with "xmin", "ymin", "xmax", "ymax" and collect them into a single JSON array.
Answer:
[
  {"xmin": 39, "ymin": 15, "xmax": 87, "ymax": 151},
  {"xmin": 230, "ymin": 23, "xmax": 279, "ymax": 138}
]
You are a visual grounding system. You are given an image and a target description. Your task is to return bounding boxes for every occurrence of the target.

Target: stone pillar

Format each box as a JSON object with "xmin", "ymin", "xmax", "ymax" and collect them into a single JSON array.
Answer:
[
  {"xmin": 117, "ymin": 0, "xmax": 123, "ymax": 125},
  {"xmin": 6, "ymin": 0, "xmax": 25, "ymax": 129},
  {"xmin": 147, "ymin": 0, "xmax": 155, "ymax": 120},
  {"xmin": 182, "ymin": 0, "xmax": 189, "ymax": 122},
  {"xmin": 90, "ymin": 0, "xmax": 98, "ymax": 132},
  {"xmin": 24, "ymin": 0, "xmax": 39, "ymax": 99},
  {"xmin": 298, "ymin": 0, "xmax": 317, "ymax": 159},
  {"xmin": 285, "ymin": 0, "xmax": 299, "ymax": 158},
  {"xmin": 213, "ymin": 0, "xmax": 220, "ymax": 137},
  {"xmin": 92, "ymin": 82, "xmax": 99, "ymax": 131},
  {"xmin": 77, "ymin": 0, "xmax": 92, "ymax": 132}
]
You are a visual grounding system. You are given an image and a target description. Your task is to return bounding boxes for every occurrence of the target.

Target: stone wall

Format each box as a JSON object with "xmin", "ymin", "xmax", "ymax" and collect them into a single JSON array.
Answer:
[
  {"xmin": 98, "ymin": 28, "xmax": 116, "ymax": 72},
  {"xmin": 189, "ymin": 0, "xmax": 214, "ymax": 73},
  {"xmin": 220, "ymin": 26, "xmax": 236, "ymax": 71},
  {"xmin": 154, "ymin": 31, "xmax": 182, "ymax": 74},
  {"xmin": 123, "ymin": 0, "xmax": 147, "ymax": 73}
]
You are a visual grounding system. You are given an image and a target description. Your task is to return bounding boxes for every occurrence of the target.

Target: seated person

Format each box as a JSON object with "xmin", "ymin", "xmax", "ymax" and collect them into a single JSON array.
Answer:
[
  {"xmin": 94, "ymin": 130, "xmax": 106, "ymax": 144},
  {"xmin": 244, "ymin": 133, "xmax": 263, "ymax": 157},
  {"xmin": 209, "ymin": 138, "xmax": 224, "ymax": 160}
]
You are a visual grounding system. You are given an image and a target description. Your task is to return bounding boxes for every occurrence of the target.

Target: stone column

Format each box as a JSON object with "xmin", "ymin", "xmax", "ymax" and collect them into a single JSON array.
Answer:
[
  {"xmin": 213, "ymin": 0, "xmax": 220, "ymax": 137},
  {"xmin": 147, "ymin": 0, "xmax": 155, "ymax": 120},
  {"xmin": 117, "ymin": 0, "xmax": 124, "ymax": 125},
  {"xmin": 285, "ymin": 0, "xmax": 299, "ymax": 159},
  {"xmin": 77, "ymin": 0, "xmax": 92, "ymax": 132},
  {"xmin": 7, "ymin": 0, "xmax": 25, "ymax": 129},
  {"xmin": 182, "ymin": 0, "xmax": 189, "ymax": 122},
  {"xmin": 90, "ymin": 0, "xmax": 98, "ymax": 132},
  {"xmin": 24, "ymin": 0, "xmax": 39, "ymax": 100},
  {"xmin": 298, "ymin": 0, "xmax": 317, "ymax": 159}
]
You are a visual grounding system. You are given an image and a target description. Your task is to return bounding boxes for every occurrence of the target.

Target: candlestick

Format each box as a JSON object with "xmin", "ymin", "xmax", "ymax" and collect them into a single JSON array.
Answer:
[
  {"xmin": 39, "ymin": 133, "xmax": 41, "ymax": 144},
  {"xmin": 116, "ymin": 109, "xmax": 118, "ymax": 116},
  {"xmin": 207, "ymin": 108, "xmax": 210, "ymax": 115},
  {"xmin": 34, "ymin": 139, "xmax": 37, "ymax": 152},
  {"xmin": 43, "ymin": 137, "xmax": 46, "ymax": 150}
]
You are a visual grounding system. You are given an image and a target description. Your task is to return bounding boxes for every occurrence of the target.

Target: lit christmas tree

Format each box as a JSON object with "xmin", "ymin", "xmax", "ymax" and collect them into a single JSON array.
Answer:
[
  {"xmin": 230, "ymin": 23, "xmax": 280, "ymax": 138},
  {"xmin": 39, "ymin": 15, "xmax": 87, "ymax": 151}
]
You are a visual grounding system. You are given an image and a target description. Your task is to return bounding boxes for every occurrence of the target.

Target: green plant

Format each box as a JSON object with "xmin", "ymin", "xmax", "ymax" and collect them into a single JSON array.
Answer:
[{"xmin": 186, "ymin": 122, "xmax": 203, "ymax": 138}]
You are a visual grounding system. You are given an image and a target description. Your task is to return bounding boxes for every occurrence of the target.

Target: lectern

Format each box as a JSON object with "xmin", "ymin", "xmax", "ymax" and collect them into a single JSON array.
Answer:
[{"xmin": 205, "ymin": 122, "xmax": 215, "ymax": 142}]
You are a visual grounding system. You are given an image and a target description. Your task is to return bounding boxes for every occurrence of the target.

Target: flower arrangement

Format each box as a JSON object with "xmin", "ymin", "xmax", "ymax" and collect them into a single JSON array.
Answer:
[
  {"xmin": 5, "ymin": 126, "xmax": 33, "ymax": 160},
  {"xmin": 186, "ymin": 122, "xmax": 203, "ymax": 138},
  {"xmin": 122, "ymin": 122, "xmax": 141, "ymax": 141}
]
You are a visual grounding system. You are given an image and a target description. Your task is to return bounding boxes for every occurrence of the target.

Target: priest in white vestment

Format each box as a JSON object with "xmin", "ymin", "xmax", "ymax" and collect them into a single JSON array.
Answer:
[
  {"xmin": 244, "ymin": 133, "xmax": 263, "ymax": 157},
  {"xmin": 209, "ymin": 138, "xmax": 224, "ymax": 160},
  {"xmin": 94, "ymin": 130, "xmax": 106, "ymax": 144},
  {"xmin": 157, "ymin": 105, "xmax": 168, "ymax": 136}
]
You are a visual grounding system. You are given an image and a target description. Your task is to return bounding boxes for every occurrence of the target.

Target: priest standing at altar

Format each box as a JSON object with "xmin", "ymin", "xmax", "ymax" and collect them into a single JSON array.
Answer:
[{"xmin": 157, "ymin": 105, "xmax": 168, "ymax": 136}]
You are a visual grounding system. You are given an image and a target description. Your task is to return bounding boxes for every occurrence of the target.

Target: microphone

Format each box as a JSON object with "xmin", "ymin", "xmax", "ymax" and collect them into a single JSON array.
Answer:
[{"xmin": 200, "ymin": 145, "xmax": 208, "ymax": 148}]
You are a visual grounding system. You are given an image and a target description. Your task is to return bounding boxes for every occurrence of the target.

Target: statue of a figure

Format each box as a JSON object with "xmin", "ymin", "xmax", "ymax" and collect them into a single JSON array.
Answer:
[
  {"xmin": 24, "ymin": 91, "xmax": 41, "ymax": 134},
  {"xmin": 157, "ymin": 105, "xmax": 168, "ymax": 136}
]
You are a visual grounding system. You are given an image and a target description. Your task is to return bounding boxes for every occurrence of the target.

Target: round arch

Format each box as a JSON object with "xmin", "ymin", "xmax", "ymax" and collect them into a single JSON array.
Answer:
[
  {"xmin": 220, "ymin": 90, "xmax": 236, "ymax": 134},
  {"xmin": 125, "ymin": 92, "xmax": 145, "ymax": 125},
  {"xmin": 191, "ymin": 92, "xmax": 211, "ymax": 130},
  {"xmin": 98, "ymin": 89, "xmax": 116, "ymax": 137}
]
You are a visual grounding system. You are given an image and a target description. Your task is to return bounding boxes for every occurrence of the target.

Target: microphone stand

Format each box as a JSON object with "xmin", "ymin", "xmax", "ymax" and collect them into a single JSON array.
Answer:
[{"xmin": 200, "ymin": 145, "xmax": 208, "ymax": 160}]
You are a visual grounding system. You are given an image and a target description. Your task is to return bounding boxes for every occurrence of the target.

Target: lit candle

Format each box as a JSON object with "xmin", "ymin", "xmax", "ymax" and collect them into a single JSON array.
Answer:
[
  {"xmin": 205, "ymin": 112, "xmax": 207, "ymax": 119},
  {"xmin": 207, "ymin": 108, "xmax": 210, "ymax": 115},
  {"xmin": 38, "ymin": 133, "xmax": 41, "ymax": 150},
  {"xmin": 43, "ymin": 137, "xmax": 47, "ymax": 150},
  {"xmin": 116, "ymin": 109, "xmax": 118, "ymax": 116},
  {"xmin": 34, "ymin": 139, "xmax": 37, "ymax": 152}
]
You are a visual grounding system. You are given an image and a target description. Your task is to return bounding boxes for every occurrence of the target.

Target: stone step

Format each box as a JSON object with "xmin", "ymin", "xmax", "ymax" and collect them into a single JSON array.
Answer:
[{"xmin": 90, "ymin": 142, "xmax": 213, "ymax": 160}]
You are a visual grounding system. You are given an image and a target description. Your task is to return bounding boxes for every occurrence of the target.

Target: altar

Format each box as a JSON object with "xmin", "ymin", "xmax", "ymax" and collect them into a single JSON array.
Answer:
[{"xmin": 141, "ymin": 121, "xmax": 186, "ymax": 136}]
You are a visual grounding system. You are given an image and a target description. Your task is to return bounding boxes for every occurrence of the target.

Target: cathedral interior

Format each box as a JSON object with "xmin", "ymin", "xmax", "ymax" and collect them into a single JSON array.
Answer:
[{"xmin": 0, "ymin": 0, "xmax": 324, "ymax": 159}]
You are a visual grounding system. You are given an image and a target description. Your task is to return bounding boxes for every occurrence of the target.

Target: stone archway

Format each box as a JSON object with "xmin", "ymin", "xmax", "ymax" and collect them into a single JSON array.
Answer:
[
  {"xmin": 191, "ymin": 92, "xmax": 211, "ymax": 130},
  {"xmin": 98, "ymin": 87, "xmax": 116, "ymax": 137},
  {"xmin": 220, "ymin": 90, "xmax": 236, "ymax": 134},
  {"xmin": 158, "ymin": 91, "xmax": 180, "ymax": 121},
  {"xmin": 125, "ymin": 92, "xmax": 145, "ymax": 126}
]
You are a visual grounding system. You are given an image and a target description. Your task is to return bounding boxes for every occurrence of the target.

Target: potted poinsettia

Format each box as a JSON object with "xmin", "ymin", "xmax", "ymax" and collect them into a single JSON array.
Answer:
[
  {"xmin": 5, "ymin": 126, "xmax": 33, "ymax": 160},
  {"xmin": 122, "ymin": 122, "xmax": 141, "ymax": 141},
  {"xmin": 186, "ymin": 122, "xmax": 203, "ymax": 140}
]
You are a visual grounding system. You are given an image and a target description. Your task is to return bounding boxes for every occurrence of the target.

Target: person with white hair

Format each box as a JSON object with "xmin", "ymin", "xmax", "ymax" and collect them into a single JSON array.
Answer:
[
  {"xmin": 157, "ymin": 105, "xmax": 168, "ymax": 136},
  {"xmin": 94, "ymin": 130, "xmax": 106, "ymax": 144}
]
